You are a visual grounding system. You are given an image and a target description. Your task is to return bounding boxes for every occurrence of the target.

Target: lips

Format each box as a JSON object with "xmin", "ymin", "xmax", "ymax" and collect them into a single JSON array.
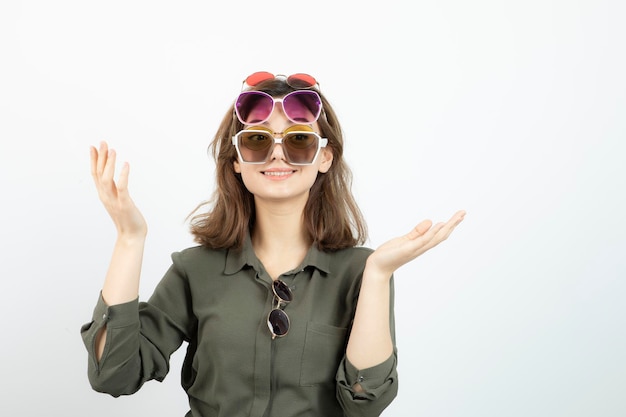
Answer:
[
  {"xmin": 263, "ymin": 170, "xmax": 295, "ymax": 177},
  {"xmin": 261, "ymin": 166, "xmax": 296, "ymax": 177}
]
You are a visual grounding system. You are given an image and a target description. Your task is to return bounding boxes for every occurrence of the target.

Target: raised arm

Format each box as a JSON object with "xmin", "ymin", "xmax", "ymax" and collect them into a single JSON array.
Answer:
[
  {"xmin": 90, "ymin": 141, "xmax": 148, "ymax": 359},
  {"xmin": 346, "ymin": 210, "xmax": 466, "ymax": 376}
]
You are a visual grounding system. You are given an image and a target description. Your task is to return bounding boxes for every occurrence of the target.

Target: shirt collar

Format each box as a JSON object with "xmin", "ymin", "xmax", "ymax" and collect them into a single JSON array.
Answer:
[{"xmin": 224, "ymin": 232, "xmax": 332, "ymax": 276}]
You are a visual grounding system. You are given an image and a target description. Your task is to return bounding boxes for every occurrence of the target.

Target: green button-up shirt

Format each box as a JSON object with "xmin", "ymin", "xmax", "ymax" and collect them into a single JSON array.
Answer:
[{"xmin": 81, "ymin": 236, "xmax": 398, "ymax": 416}]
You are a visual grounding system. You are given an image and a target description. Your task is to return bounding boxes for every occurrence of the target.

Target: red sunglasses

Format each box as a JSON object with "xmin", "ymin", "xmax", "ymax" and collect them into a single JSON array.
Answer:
[{"xmin": 243, "ymin": 71, "xmax": 319, "ymax": 90}]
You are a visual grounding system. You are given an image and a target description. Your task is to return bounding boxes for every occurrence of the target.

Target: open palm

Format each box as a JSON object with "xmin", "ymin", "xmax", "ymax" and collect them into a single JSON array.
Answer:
[{"xmin": 367, "ymin": 210, "xmax": 466, "ymax": 277}]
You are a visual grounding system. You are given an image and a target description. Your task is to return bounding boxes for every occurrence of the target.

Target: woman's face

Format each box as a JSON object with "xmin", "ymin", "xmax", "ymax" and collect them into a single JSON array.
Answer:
[{"xmin": 233, "ymin": 103, "xmax": 333, "ymax": 205}]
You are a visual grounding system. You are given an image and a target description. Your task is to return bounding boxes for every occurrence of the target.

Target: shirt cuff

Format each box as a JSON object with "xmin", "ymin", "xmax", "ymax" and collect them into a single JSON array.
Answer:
[
  {"xmin": 339, "ymin": 351, "xmax": 397, "ymax": 399},
  {"xmin": 91, "ymin": 292, "xmax": 140, "ymax": 329}
]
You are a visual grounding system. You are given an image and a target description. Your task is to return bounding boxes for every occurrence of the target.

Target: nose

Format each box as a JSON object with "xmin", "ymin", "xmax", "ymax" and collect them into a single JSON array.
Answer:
[
  {"xmin": 264, "ymin": 108, "xmax": 292, "ymax": 162},
  {"xmin": 269, "ymin": 137, "xmax": 287, "ymax": 162}
]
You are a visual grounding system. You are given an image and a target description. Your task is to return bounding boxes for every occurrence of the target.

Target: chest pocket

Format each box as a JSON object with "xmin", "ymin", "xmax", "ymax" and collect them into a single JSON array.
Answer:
[{"xmin": 299, "ymin": 321, "xmax": 348, "ymax": 386}]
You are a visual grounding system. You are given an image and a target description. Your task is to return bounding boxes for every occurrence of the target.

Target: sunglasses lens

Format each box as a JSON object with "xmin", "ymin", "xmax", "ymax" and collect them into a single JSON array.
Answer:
[
  {"xmin": 286, "ymin": 73, "xmax": 317, "ymax": 89},
  {"xmin": 282, "ymin": 91, "xmax": 321, "ymax": 124},
  {"xmin": 237, "ymin": 130, "xmax": 273, "ymax": 162},
  {"xmin": 245, "ymin": 71, "xmax": 274, "ymax": 86},
  {"xmin": 268, "ymin": 309, "xmax": 290, "ymax": 337},
  {"xmin": 236, "ymin": 92, "xmax": 274, "ymax": 124},
  {"xmin": 283, "ymin": 132, "xmax": 319, "ymax": 164},
  {"xmin": 273, "ymin": 280, "xmax": 293, "ymax": 302}
]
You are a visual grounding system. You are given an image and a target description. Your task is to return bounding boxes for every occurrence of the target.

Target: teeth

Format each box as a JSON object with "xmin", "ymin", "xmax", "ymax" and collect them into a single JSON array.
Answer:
[{"xmin": 264, "ymin": 171, "xmax": 291, "ymax": 176}]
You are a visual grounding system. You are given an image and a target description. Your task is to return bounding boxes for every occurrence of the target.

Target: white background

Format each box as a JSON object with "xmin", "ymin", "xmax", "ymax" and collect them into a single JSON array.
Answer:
[{"xmin": 1, "ymin": 1, "xmax": 624, "ymax": 416}]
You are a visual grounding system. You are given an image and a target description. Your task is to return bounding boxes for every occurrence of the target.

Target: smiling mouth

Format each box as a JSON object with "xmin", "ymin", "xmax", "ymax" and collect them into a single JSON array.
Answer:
[{"xmin": 263, "ymin": 170, "xmax": 295, "ymax": 177}]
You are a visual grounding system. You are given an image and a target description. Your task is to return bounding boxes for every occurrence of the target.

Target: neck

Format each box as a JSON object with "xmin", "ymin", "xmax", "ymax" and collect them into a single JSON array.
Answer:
[
  {"xmin": 250, "ymin": 197, "xmax": 311, "ymax": 276},
  {"xmin": 252, "ymin": 198, "xmax": 309, "ymax": 249}
]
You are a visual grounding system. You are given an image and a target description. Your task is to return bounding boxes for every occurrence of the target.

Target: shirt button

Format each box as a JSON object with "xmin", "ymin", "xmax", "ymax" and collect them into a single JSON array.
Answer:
[
  {"xmin": 358, "ymin": 376, "xmax": 364, "ymax": 382},
  {"xmin": 102, "ymin": 313, "xmax": 107, "ymax": 321}
]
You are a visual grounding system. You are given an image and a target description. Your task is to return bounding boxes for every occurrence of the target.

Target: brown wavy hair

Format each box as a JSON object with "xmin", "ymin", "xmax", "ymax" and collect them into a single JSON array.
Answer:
[{"xmin": 188, "ymin": 78, "xmax": 367, "ymax": 251}]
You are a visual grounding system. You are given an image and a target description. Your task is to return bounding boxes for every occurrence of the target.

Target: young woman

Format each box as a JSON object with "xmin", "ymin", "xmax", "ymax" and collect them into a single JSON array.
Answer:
[{"xmin": 81, "ymin": 72, "xmax": 465, "ymax": 417}]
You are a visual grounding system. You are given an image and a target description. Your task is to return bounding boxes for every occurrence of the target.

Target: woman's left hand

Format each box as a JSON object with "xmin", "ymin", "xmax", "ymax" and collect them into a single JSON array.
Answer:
[{"xmin": 367, "ymin": 210, "xmax": 466, "ymax": 279}]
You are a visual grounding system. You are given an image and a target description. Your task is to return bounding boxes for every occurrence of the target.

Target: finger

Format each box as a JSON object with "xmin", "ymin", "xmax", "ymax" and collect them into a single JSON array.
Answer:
[
  {"xmin": 423, "ymin": 221, "xmax": 447, "ymax": 243},
  {"xmin": 101, "ymin": 148, "xmax": 118, "ymax": 192},
  {"xmin": 96, "ymin": 141, "xmax": 109, "ymax": 177},
  {"xmin": 116, "ymin": 162, "xmax": 138, "ymax": 210},
  {"xmin": 450, "ymin": 210, "xmax": 466, "ymax": 224},
  {"xmin": 117, "ymin": 162, "xmax": 130, "ymax": 193},
  {"xmin": 406, "ymin": 219, "xmax": 433, "ymax": 240},
  {"xmin": 443, "ymin": 210, "xmax": 466, "ymax": 235},
  {"xmin": 428, "ymin": 211, "xmax": 466, "ymax": 247},
  {"xmin": 403, "ymin": 210, "xmax": 465, "ymax": 252}
]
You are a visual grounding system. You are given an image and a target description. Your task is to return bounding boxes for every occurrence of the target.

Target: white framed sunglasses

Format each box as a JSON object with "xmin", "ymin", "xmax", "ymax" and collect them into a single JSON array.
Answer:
[{"xmin": 232, "ymin": 125, "xmax": 328, "ymax": 165}]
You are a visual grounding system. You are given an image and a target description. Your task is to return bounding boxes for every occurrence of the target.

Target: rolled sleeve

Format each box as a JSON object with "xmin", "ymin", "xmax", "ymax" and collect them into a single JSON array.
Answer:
[
  {"xmin": 80, "ymin": 256, "xmax": 192, "ymax": 398},
  {"xmin": 80, "ymin": 293, "xmax": 140, "ymax": 358},
  {"xmin": 98, "ymin": 294, "xmax": 140, "ymax": 328},
  {"xmin": 80, "ymin": 294, "xmax": 143, "ymax": 396},
  {"xmin": 336, "ymin": 351, "xmax": 398, "ymax": 416}
]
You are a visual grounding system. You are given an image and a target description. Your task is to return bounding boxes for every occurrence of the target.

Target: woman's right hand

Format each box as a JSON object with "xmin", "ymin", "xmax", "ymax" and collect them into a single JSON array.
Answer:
[{"xmin": 90, "ymin": 141, "xmax": 147, "ymax": 239}]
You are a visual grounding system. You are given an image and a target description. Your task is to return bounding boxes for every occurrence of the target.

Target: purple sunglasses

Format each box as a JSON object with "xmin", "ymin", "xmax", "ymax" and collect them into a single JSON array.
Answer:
[{"xmin": 235, "ymin": 90, "xmax": 322, "ymax": 125}]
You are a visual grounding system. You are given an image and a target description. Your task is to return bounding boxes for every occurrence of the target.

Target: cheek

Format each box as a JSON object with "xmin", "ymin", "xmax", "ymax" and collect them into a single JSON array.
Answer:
[
  {"xmin": 237, "ymin": 166, "xmax": 262, "ymax": 193},
  {"xmin": 301, "ymin": 169, "xmax": 322, "ymax": 188}
]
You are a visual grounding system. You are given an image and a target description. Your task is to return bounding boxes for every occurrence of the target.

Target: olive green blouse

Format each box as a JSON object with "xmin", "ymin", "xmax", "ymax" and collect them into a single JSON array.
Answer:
[{"xmin": 81, "ymin": 236, "xmax": 398, "ymax": 416}]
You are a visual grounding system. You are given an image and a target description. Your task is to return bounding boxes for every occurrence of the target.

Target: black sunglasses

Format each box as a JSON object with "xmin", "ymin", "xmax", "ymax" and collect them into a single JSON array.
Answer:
[{"xmin": 267, "ymin": 280, "xmax": 293, "ymax": 339}]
